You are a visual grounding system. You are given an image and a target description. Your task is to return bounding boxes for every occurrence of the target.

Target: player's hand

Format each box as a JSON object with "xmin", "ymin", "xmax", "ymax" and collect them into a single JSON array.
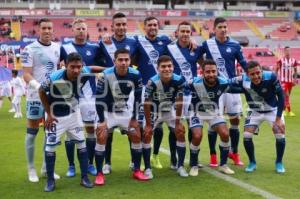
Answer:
[
  {"xmin": 45, "ymin": 115, "xmax": 58, "ymax": 131},
  {"xmin": 189, "ymin": 38, "xmax": 198, "ymax": 51},
  {"xmin": 143, "ymin": 124, "xmax": 153, "ymax": 143},
  {"xmin": 102, "ymin": 33, "xmax": 112, "ymax": 44},
  {"xmin": 273, "ymin": 118, "xmax": 285, "ymax": 135},
  {"xmin": 128, "ymin": 118, "xmax": 139, "ymax": 131}
]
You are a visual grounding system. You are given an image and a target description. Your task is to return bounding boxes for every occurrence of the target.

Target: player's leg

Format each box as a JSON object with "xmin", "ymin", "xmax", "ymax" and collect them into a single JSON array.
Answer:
[
  {"xmin": 212, "ymin": 121, "xmax": 234, "ymax": 175},
  {"xmin": 226, "ymin": 94, "xmax": 243, "ymax": 166},
  {"xmin": 168, "ymin": 126, "xmax": 177, "ymax": 169},
  {"xmin": 189, "ymin": 116, "xmax": 203, "ymax": 176},
  {"xmin": 208, "ymin": 128, "xmax": 218, "ymax": 167},
  {"xmin": 286, "ymin": 83, "xmax": 295, "ymax": 116},
  {"xmin": 127, "ymin": 125, "xmax": 149, "ymax": 181},
  {"xmin": 64, "ymin": 135, "xmax": 76, "ymax": 177},
  {"xmin": 151, "ymin": 127, "xmax": 163, "ymax": 169},
  {"xmin": 103, "ymin": 130, "xmax": 113, "ymax": 174},
  {"xmin": 94, "ymin": 126, "xmax": 108, "ymax": 185},
  {"xmin": 85, "ymin": 124, "xmax": 97, "ymax": 176},
  {"xmin": 143, "ymin": 123, "xmax": 153, "ymax": 179},
  {"xmin": 243, "ymin": 110, "xmax": 261, "ymax": 172}
]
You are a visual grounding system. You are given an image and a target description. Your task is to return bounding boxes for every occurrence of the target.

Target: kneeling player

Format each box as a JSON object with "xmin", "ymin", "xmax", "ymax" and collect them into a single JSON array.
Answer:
[
  {"xmin": 232, "ymin": 61, "xmax": 286, "ymax": 173},
  {"xmin": 189, "ymin": 59, "xmax": 236, "ymax": 175},
  {"xmin": 144, "ymin": 55, "xmax": 188, "ymax": 178},
  {"xmin": 94, "ymin": 48, "xmax": 149, "ymax": 185},
  {"xmin": 39, "ymin": 53, "xmax": 94, "ymax": 192}
]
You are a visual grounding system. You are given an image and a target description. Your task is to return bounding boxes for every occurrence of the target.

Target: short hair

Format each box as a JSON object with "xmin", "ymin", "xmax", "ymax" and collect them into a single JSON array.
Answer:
[
  {"xmin": 112, "ymin": 12, "xmax": 126, "ymax": 21},
  {"xmin": 38, "ymin": 18, "xmax": 51, "ymax": 26},
  {"xmin": 178, "ymin": 21, "xmax": 192, "ymax": 29},
  {"xmin": 144, "ymin": 16, "xmax": 159, "ymax": 25},
  {"xmin": 284, "ymin": 46, "xmax": 290, "ymax": 50},
  {"xmin": 157, "ymin": 55, "xmax": 173, "ymax": 67},
  {"xmin": 66, "ymin": 52, "xmax": 83, "ymax": 65},
  {"xmin": 201, "ymin": 59, "xmax": 217, "ymax": 70},
  {"xmin": 72, "ymin": 18, "xmax": 86, "ymax": 27},
  {"xmin": 114, "ymin": 48, "xmax": 130, "ymax": 59},
  {"xmin": 214, "ymin": 17, "xmax": 227, "ymax": 28},
  {"xmin": 246, "ymin": 60, "xmax": 261, "ymax": 72},
  {"xmin": 12, "ymin": 69, "xmax": 18, "ymax": 76}
]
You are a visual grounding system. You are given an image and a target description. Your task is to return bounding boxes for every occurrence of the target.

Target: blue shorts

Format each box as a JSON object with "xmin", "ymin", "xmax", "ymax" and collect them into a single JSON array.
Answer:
[{"xmin": 26, "ymin": 100, "xmax": 44, "ymax": 120}]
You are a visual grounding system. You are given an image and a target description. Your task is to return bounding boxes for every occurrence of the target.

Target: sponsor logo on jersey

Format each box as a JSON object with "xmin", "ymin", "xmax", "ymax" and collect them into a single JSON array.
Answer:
[
  {"xmin": 158, "ymin": 41, "xmax": 163, "ymax": 45},
  {"xmin": 190, "ymin": 51, "xmax": 195, "ymax": 56},
  {"xmin": 125, "ymin": 45, "xmax": 130, "ymax": 51},
  {"xmin": 86, "ymin": 50, "xmax": 91, "ymax": 56},
  {"xmin": 226, "ymin": 47, "xmax": 231, "ymax": 53}
]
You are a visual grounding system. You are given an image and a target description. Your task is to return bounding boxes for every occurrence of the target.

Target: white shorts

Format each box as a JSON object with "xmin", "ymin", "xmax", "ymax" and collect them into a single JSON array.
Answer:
[
  {"xmin": 244, "ymin": 109, "xmax": 285, "ymax": 129},
  {"xmin": 106, "ymin": 109, "xmax": 132, "ymax": 131},
  {"xmin": 153, "ymin": 109, "xmax": 176, "ymax": 129},
  {"xmin": 26, "ymin": 100, "xmax": 44, "ymax": 120},
  {"xmin": 12, "ymin": 95, "xmax": 21, "ymax": 104},
  {"xmin": 190, "ymin": 111, "xmax": 226, "ymax": 129},
  {"xmin": 79, "ymin": 97, "xmax": 97, "ymax": 123},
  {"xmin": 0, "ymin": 83, "xmax": 12, "ymax": 97},
  {"xmin": 45, "ymin": 110, "xmax": 85, "ymax": 146},
  {"xmin": 219, "ymin": 93, "xmax": 243, "ymax": 116}
]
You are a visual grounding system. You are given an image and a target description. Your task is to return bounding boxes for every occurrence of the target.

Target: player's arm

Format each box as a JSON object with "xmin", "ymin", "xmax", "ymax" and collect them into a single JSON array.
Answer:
[
  {"xmin": 226, "ymin": 77, "xmax": 244, "ymax": 94},
  {"xmin": 132, "ymin": 74, "xmax": 143, "ymax": 120},
  {"xmin": 144, "ymin": 80, "xmax": 155, "ymax": 127},
  {"xmin": 236, "ymin": 45, "xmax": 247, "ymax": 72},
  {"xmin": 95, "ymin": 74, "xmax": 107, "ymax": 123},
  {"xmin": 275, "ymin": 60, "xmax": 281, "ymax": 75},
  {"xmin": 175, "ymin": 79, "xmax": 185, "ymax": 124},
  {"xmin": 293, "ymin": 61, "xmax": 298, "ymax": 84},
  {"xmin": 38, "ymin": 78, "xmax": 58, "ymax": 130}
]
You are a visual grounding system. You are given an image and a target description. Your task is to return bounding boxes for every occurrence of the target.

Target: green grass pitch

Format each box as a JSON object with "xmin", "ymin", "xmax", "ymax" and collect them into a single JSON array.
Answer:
[{"xmin": 0, "ymin": 86, "xmax": 299, "ymax": 199}]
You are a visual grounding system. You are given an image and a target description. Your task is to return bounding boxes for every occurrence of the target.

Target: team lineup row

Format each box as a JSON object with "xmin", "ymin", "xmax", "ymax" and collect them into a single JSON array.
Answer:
[{"xmin": 19, "ymin": 13, "xmax": 291, "ymax": 192}]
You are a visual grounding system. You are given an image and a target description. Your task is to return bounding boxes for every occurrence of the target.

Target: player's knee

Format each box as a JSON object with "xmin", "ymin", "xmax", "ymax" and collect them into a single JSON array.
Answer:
[
  {"xmin": 176, "ymin": 133, "xmax": 185, "ymax": 142},
  {"xmin": 244, "ymin": 131, "xmax": 253, "ymax": 138},
  {"xmin": 192, "ymin": 132, "xmax": 202, "ymax": 145},
  {"xmin": 230, "ymin": 118, "xmax": 240, "ymax": 126},
  {"xmin": 77, "ymin": 141, "xmax": 86, "ymax": 149}
]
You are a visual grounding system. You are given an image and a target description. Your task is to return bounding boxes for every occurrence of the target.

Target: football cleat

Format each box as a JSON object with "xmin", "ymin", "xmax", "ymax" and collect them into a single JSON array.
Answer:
[
  {"xmin": 189, "ymin": 166, "xmax": 199, "ymax": 177},
  {"xmin": 144, "ymin": 168, "xmax": 154, "ymax": 179},
  {"xmin": 103, "ymin": 164, "xmax": 112, "ymax": 175},
  {"xmin": 66, "ymin": 165, "xmax": 76, "ymax": 177},
  {"xmin": 177, "ymin": 166, "xmax": 189, "ymax": 177},
  {"xmin": 209, "ymin": 154, "xmax": 218, "ymax": 167},
  {"xmin": 88, "ymin": 164, "xmax": 97, "ymax": 176},
  {"xmin": 197, "ymin": 162, "xmax": 204, "ymax": 168},
  {"xmin": 219, "ymin": 165, "xmax": 235, "ymax": 175},
  {"xmin": 80, "ymin": 175, "xmax": 94, "ymax": 188},
  {"xmin": 151, "ymin": 155, "xmax": 163, "ymax": 169},
  {"xmin": 132, "ymin": 170, "xmax": 149, "ymax": 181},
  {"xmin": 94, "ymin": 172, "xmax": 105, "ymax": 185},
  {"xmin": 275, "ymin": 162, "xmax": 285, "ymax": 174},
  {"xmin": 170, "ymin": 164, "xmax": 177, "ymax": 170},
  {"xmin": 8, "ymin": 108, "xmax": 15, "ymax": 113},
  {"xmin": 228, "ymin": 152, "xmax": 244, "ymax": 166},
  {"xmin": 245, "ymin": 162, "xmax": 257, "ymax": 173},
  {"xmin": 28, "ymin": 168, "xmax": 39, "ymax": 183},
  {"xmin": 288, "ymin": 112, "xmax": 296, "ymax": 117},
  {"xmin": 44, "ymin": 179, "xmax": 55, "ymax": 192}
]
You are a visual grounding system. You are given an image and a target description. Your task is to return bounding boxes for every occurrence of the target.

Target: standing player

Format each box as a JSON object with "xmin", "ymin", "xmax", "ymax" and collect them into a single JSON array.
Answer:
[
  {"xmin": 21, "ymin": 18, "xmax": 61, "ymax": 182},
  {"xmin": 166, "ymin": 21, "xmax": 203, "ymax": 169},
  {"xmin": 39, "ymin": 52, "xmax": 94, "ymax": 192},
  {"xmin": 11, "ymin": 69, "xmax": 25, "ymax": 118},
  {"xmin": 276, "ymin": 46, "xmax": 298, "ymax": 117},
  {"xmin": 231, "ymin": 61, "xmax": 286, "ymax": 173},
  {"xmin": 60, "ymin": 18, "xmax": 104, "ymax": 177},
  {"xmin": 99, "ymin": 12, "xmax": 138, "ymax": 174},
  {"xmin": 94, "ymin": 48, "xmax": 148, "ymax": 185},
  {"xmin": 143, "ymin": 55, "xmax": 188, "ymax": 178},
  {"xmin": 134, "ymin": 16, "xmax": 172, "ymax": 170},
  {"xmin": 0, "ymin": 79, "xmax": 13, "ymax": 111},
  {"xmin": 201, "ymin": 17, "xmax": 247, "ymax": 167}
]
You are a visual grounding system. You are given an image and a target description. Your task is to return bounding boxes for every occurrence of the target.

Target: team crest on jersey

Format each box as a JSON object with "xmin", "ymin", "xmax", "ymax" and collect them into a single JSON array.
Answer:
[
  {"xmin": 158, "ymin": 41, "xmax": 163, "ymax": 45},
  {"xmin": 149, "ymin": 50, "xmax": 159, "ymax": 60},
  {"xmin": 86, "ymin": 50, "xmax": 91, "ymax": 56},
  {"xmin": 217, "ymin": 90, "xmax": 222, "ymax": 96},
  {"xmin": 181, "ymin": 62, "xmax": 191, "ymax": 70},
  {"xmin": 226, "ymin": 47, "xmax": 231, "ymax": 53},
  {"xmin": 190, "ymin": 51, "xmax": 195, "ymax": 56},
  {"xmin": 125, "ymin": 45, "xmax": 130, "ymax": 50}
]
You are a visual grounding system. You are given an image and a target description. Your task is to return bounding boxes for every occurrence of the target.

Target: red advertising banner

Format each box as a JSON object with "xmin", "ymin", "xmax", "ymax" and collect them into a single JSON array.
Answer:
[
  {"xmin": 160, "ymin": 10, "xmax": 188, "ymax": 17},
  {"xmin": 240, "ymin": 11, "xmax": 264, "ymax": 17},
  {"xmin": 13, "ymin": 9, "xmax": 46, "ymax": 16},
  {"xmin": 47, "ymin": 9, "xmax": 74, "ymax": 16}
]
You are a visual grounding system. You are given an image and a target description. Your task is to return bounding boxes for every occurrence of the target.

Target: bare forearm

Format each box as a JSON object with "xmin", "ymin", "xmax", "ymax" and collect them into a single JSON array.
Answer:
[
  {"xmin": 175, "ymin": 96, "xmax": 183, "ymax": 124},
  {"xmin": 39, "ymin": 88, "xmax": 51, "ymax": 116},
  {"xmin": 144, "ymin": 101, "xmax": 152, "ymax": 126}
]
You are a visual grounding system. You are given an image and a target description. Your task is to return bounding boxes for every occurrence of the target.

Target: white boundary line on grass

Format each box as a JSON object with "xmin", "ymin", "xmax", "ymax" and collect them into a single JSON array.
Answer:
[{"xmin": 159, "ymin": 147, "xmax": 283, "ymax": 199}]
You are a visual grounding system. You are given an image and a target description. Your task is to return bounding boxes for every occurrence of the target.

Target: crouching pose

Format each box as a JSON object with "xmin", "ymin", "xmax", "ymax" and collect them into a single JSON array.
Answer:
[{"xmin": 39, "ymin": 53, "xmax": 94, "ymax": 192}]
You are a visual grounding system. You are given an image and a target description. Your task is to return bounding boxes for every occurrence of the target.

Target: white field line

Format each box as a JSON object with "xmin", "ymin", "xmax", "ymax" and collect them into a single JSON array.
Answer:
[{"xmin": 159, "ymin": 147, "xmax": 283, "ymax": 199}]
